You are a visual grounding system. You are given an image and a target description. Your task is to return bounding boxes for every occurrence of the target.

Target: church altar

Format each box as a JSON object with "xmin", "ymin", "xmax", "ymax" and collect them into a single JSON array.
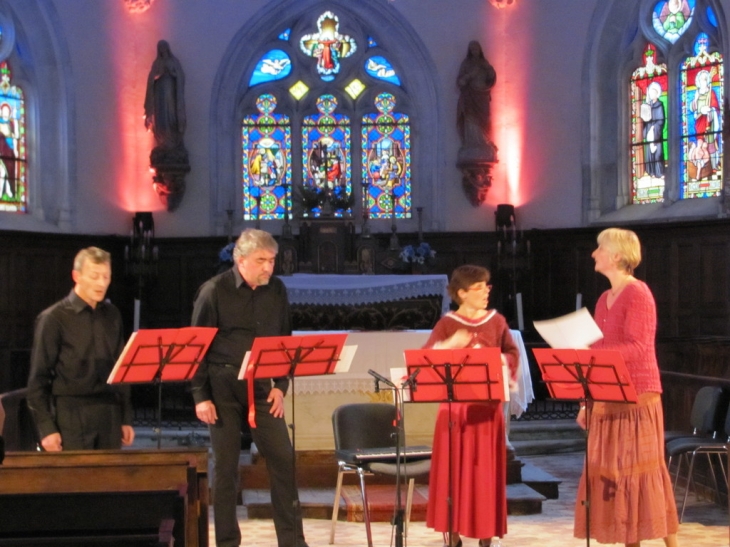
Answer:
[
  {"xmin": 280, "ymin": 274, "xmax": 450, "ymax": 331},
  {"xmin": 280, "ymin": 274, "xmax": 451, "ymax": 315},
  {"xmin": 282, "ymin": 329, "xmax": 534, "ymax": 450}
]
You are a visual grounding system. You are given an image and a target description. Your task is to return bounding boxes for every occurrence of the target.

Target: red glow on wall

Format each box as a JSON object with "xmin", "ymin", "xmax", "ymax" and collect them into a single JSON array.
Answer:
[
  {"xmin": 482, "ymin": 5, "xmax": 531, "ymax": 210},
  {"xmin": 110, "ymin": 11, "xmax": 165, "ymax": 213}
]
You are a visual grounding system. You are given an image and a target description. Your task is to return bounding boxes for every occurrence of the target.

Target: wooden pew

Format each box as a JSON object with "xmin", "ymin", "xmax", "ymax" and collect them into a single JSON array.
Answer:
[{"xmin": 0, "ymin": 448, "xmax": 208, "ymax": 547}]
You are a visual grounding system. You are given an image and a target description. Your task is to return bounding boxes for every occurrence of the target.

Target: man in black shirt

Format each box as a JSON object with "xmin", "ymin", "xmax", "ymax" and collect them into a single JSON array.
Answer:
[
  {"xmin": 191, "ymin": 228, "xmax": 308, "ymax": 547},
  {"xmin": 27, "ymin": 247, "xmax": 134, "ymax": 451}
]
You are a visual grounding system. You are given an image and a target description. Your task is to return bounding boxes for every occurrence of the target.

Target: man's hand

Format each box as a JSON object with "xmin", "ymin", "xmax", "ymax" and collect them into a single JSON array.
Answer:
[
  {"xmin": 267, "ymin": 388, "xmax": 285, "ymax": 418},
  {"xmin": 121, "ymin": 425, "xmax": 135, "ymax": 446},
  {"xmin": 41, "ymin": 432, "xmax": 62, "ymax": 452},
  {"xmin": 195, "ymin": 400, "xmax": 218, "ymax": 425}
]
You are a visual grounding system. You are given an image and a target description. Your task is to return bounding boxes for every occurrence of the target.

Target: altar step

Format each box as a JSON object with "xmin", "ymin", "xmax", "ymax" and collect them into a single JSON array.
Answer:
[
  {"xmin": 510, "ymin": 419, "xmax": 586, "ymax": 456},
  {"xmin": 241, "ymin": 450, "xmax": 560, "ymax": 518}
]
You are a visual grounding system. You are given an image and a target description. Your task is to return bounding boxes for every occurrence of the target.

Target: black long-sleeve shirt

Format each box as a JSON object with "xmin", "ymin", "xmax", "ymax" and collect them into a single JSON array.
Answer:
[
  {"xmin": 27, "ymin": 290, "xmax": 132, "ymax": 439},
  {"xmin": 190, "ymin": 266, "xmax": 292, "ymax": 403}
]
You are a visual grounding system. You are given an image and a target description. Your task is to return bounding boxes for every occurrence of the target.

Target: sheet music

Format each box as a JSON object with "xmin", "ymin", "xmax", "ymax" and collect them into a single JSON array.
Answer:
[
  {"xmin": 533, "ymin": 307, "xmax": 603, "ymax": 349},
  {"xmin": 106, "ymin": 332, "xmax": 138, "ymax": 384},
  {"xmin": 334, "ymin": 345, "xmax": 356, "ymax": 373},
  {"xmin": 238, "ymin": 351, "xmax": 252, "ymax": 380}
]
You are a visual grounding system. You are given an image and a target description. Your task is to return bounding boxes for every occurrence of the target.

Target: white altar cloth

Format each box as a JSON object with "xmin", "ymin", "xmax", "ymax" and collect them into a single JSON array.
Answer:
[
  {"xmin": 289, "ymin": 329, "xmax": 534, "ymax": 417},
  {"xmin": 280, "ymin": 274, "xmax": 451, "ymax": 315}
]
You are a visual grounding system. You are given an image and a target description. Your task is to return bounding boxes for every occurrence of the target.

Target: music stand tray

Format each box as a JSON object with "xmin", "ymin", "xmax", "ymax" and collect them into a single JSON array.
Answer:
[
  {"xmin": 108, "ymin": 327, "xmax": 218, "ymax": 384},
  {"xmin": 107, "ymin": 327, "xmax": 218, "ymax": 448},
  {"xmin": 403, "ymin": 347, "xmax": 506, "ymax": 404},
  {"xmin": 532, "ymin": 348, "xmax": 637, "ymax": 405},
  {"xmin": 240, "ymin": 333, "xmax": 349, "ymax": 427},
  {"xmin": 532, "ymin": 347, "xmax": 637, "ymax": 547}
]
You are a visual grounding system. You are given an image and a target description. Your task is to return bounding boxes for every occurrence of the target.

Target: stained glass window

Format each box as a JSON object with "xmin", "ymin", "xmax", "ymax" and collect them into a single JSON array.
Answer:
[
  {"xmin": 241, "ymin": 94, "xmax": 292, "ymax": 220},
  {"xmin": 249, "ymin": 50, "xmax": 292, "ymax": 86},
  {"xmin": 241, "ymin": 9, "xmax": 414, "ymax": 222},
  {"xmin": 361, "ymin": 93, "xmax": 411, "ymax": 219},
  {"xmin": 301, "ymin": 94, "xmax": 351, "ymax": 217},
  {"xmin": 679, "ymin": 33, "xmax": 723, "ymax": 199},
  {"xmin": 299, "ymin": 11, "xmax": 357, "ymax": 82},
  {"xmin": 652, "ymin": 0, "xmax": 694, "ymax": 44},
  {"xmin": 0, "ymin": 61, "xmax": 26, "ymax": 213},
  {"xmin": 630, "ymin": 44, "xmax": 668, "ymax": 203},
  {"xmin": 365, "ymin": 56, "xmax": 401, "ymax": 86}
]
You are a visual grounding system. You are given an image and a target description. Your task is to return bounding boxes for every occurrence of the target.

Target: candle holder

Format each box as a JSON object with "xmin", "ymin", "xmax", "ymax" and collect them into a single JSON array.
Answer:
[
  {"xmin": 388, "ymin": 187, "xmax": 400, "ymax": 251},
  {"xmin": 124, "ymin": 212, "xmax": 159, "ymax": 330}
]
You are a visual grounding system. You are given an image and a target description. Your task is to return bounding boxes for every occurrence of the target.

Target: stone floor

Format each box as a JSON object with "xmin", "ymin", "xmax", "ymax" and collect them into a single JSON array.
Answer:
[{"xmin": 212, "ymin": 451, "xmax": 729, "ymax": 547}]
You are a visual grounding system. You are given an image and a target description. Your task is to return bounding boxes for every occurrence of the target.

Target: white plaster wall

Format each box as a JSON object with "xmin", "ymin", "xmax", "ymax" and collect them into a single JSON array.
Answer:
[{"xmin": 13, "ymin": 0, "xmax": 719, "ymax": 236}]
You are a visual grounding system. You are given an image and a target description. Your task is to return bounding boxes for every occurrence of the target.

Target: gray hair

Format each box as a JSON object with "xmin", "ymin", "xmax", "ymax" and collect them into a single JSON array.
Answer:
[
  {"xmin": 73, "ymin": 247, "xmax": 111, "ymax": 272},
  {"xmin": 233, "ymin": 229, "xmax": 278, "ymax": 260}
]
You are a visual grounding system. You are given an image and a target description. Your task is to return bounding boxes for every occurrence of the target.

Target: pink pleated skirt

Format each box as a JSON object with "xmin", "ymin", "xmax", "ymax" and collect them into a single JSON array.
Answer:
[{"xmin": 574, "ymin": 392, "xmax": 679, "ymax": 544}]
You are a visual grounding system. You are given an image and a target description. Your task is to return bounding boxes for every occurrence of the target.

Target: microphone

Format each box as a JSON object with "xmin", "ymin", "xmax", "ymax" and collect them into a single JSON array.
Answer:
[
  {"xmin": 368, "ymin": 369, "xmax": 394, "ymax": 389},
  {"xmin": 404, "ymin": 367, "xmax": 420, "ymax": 391}
]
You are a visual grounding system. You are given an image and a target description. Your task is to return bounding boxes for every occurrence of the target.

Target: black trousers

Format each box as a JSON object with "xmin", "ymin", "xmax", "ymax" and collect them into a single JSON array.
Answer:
[
  {"xmin": 208, "ymin": 366, "xmax": 306, "ymax": 547},
  {"xmin": 55, "ymin": 395, "xmax": 122, "ymax": 450}
]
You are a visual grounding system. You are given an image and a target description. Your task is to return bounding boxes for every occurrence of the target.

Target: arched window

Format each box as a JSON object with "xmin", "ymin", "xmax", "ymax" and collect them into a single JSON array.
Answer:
[
  {"xmin": 584, "ymin": 0, "xmax": 726, "ymax": 224},
  {"xmin": 240, "ymin": 8, "xmax": 413, "ymax": 221},
  {"xmin": 242, "ymin": 94, "xmax": 292, "ymax": 221},
  {"xmin": 212, "ymin": 0, "xmax": 439, "ymax": 234},
  {"xmin": 0, "ymin": 2, "xmax": 75, "ymax": 228},
  {"xmin": 0, "ymin": 59, "xmax": 26, "ymax": 213}
]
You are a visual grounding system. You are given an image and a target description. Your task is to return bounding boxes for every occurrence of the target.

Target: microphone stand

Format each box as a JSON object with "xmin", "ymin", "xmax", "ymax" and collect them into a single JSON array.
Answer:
[{"xmin": 368, "ymin": 369, "xmax": 419, "ymax": 547}]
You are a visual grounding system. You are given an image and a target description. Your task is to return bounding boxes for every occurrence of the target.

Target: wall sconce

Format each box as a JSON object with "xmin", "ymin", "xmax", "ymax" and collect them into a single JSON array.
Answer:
[
  {"xmin": 125, "ymin": 212, "xmax": 159, "ymax": 330},
  {"xmin": 495, "ymin": 203, "xmax": 516, "ymax": 239}
]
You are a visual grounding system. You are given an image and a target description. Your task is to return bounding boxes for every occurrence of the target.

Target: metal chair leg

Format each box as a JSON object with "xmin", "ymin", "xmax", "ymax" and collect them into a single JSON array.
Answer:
[
  {"xmin": 358, "ymin": 467, "xmax": 374, "ymax": 547},
  {"xmin": 329, "ymin": 465, "xmax": 346, "ymax": 544}
]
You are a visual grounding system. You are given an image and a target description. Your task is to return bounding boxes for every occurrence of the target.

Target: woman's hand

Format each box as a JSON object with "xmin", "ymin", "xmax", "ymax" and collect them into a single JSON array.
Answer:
[{"xmin": 436, "ymin": 329, "xmax": 472, "ymax": 349}]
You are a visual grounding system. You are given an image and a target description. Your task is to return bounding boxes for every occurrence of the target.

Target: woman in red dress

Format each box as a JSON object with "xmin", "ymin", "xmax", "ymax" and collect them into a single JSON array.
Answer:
[
  {"xmin": 425, "ymin": 265, "xmax": 518, "ymax": 547},
  {"xmin": 574, "ymin": 228, "xmax": 679, "ymax": 547}
]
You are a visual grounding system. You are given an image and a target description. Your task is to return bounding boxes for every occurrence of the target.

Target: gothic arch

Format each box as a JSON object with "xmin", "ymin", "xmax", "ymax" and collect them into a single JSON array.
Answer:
[
  {"xmin": 209, "ymin": 0, "xmax": 440, "ymax": 235},
  {"xmin": 582, "ymin": 0, "xmax": 728, "ymax": 225},
  {"xmin": 0, "ymin": 0, "xmax": 76, "ymax": 231}
]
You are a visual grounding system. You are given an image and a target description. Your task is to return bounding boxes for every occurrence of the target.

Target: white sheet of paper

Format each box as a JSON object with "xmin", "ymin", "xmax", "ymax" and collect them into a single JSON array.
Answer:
[
  {"xmin": 107, "ymin": 331, "xmax": 138, "ymax": 384},
  {"xmin": 533, "ymin": 307, "xmax": 604, "ymax": 349},
  {"xmin": 237, "ymin": 351, "xmax": 252, "ymax": 380},
  {"xmin": 335, "ymin": 345, "xmax": 357, "ymax": 373}
]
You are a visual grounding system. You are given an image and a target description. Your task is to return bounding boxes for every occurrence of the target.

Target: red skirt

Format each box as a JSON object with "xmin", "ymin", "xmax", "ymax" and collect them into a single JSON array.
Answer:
[
  {"xmin": 426, "ymin": 401, "xmax": 507, "ymax": 539},
  {"xmin": 574, "ymin": 392, "xmax": 679, "ymax": 544}
]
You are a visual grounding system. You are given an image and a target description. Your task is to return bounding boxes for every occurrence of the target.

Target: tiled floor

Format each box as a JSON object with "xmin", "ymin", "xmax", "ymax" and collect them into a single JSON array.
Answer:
[{"xmin": 218, "ymin": 452, "xmax": 729, "ymax": 547}]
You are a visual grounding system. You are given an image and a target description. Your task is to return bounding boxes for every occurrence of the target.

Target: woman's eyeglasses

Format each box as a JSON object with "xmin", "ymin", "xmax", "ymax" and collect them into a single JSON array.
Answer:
[{"xmin": 466, "ymin": 284, "xmax": 492, "ymax": 292}]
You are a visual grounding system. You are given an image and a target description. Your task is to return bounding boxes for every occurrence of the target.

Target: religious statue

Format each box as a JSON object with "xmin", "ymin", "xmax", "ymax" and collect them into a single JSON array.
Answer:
[
  {"xmin": 456, "ymin": 40, "xmax": 498, "ymax": 206},
  {"xmin": 457, "ymin": 40, "xmax": 497, "ymax": 155},
  {"xmin": 144, "ymin": 40, "xmax": 190, "ymax": 211}
]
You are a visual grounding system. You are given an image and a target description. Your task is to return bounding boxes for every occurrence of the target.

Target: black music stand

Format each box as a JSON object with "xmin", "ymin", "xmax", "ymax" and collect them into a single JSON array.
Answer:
[
  {"xmin": 365, "ymin": 368, "xmax": 422, "ymax": 547},
  {"xmin": 107, "ymin": 326, "xmax": 218, "ymax": 448},
  {"xmin": 532, "ymin": 348, "xmax": 637, "ymax": 547},
  {"xmin": 404, "ymin": 347, "xmax": 505, "ymax": 547},
  {"xmin": 241, "ymin": 333, "xmax": 348, "ymax": 547}
]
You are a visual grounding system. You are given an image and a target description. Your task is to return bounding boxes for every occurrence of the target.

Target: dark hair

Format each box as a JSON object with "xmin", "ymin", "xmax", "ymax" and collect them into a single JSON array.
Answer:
[{"xmin": 448, "ymin": 265, "xmax": 490, "ymax": 305}]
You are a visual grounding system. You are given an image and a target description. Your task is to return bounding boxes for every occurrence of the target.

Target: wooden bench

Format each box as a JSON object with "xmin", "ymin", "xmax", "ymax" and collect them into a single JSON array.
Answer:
[{"xmin": 0, "ymin": 448, "xmax": 208, "ymax": 547}]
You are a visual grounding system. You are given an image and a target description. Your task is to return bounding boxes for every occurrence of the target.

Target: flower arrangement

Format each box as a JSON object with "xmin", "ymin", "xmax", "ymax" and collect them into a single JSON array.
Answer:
[
  {"xmin": 329, "ymin": 186, "xmax": 355, "ymax": 212},
  {"xmin": 400, "ymin": 242, "xmax": 436, "ymax": 265},
  {"xmin": 299, "ymin": 184, "xmax": 326, "ymax": 211}
]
